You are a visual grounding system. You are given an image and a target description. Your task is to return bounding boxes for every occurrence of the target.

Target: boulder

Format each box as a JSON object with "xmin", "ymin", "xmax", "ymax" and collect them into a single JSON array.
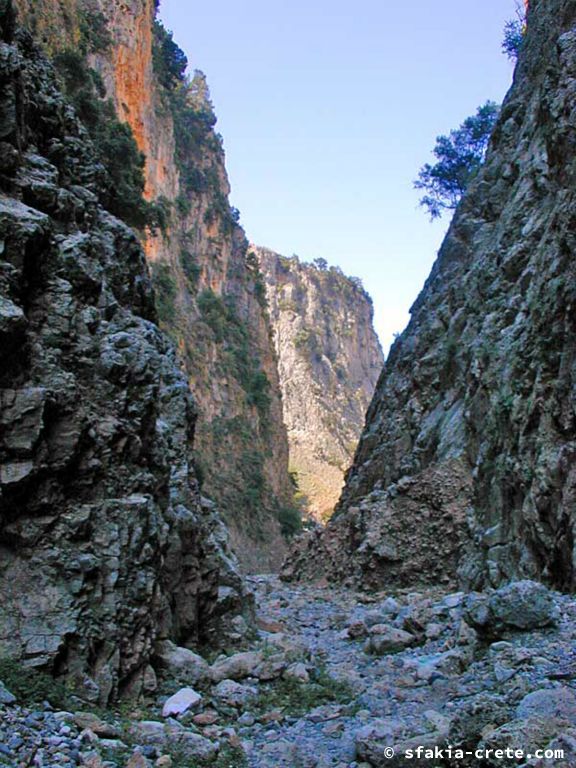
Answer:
[
  {"xmin": 254, "ymin": 653, "xmax": 288, "ymax": 681},
  {"xmin": 516, "ymin": 688, "xmax": 576, "ymax": 721},
  {"xmin": 210, "ymin": 651, "xmax": 263, "ymax": 682},
  {"xmin": 355, "ymin": 713, "xmax": 451, "ymax": 767},
  {"xmin": 154, "ymin": 641, "xmax": 210, "ymax": 686},
  {"xmin": 73, "ymin": 712, "xmax": 120, "ymax": 738},
  {"xmin": 162, "ymin": 687, "xmax": 203, "ymax": 718},
  {"xmin": 129, "ymin": 721, "xmax": 217, "ymax": 762},
  {"xmin": 489, "ymin": 581, "xmax": 559, "ymax": 631},
  {"xmin": 0, "ymin": 681, "xmax": 16, "ymax": 704},
  {"xmin": 465, "ymin": 581, "xmax": 559, "ymax": 636},
  {"xmin": 212, "ymin": 679, "xmax": 258, "ymax": 707},
  {"xmin": 125, "ymin": 754, "xmax": 149, "ymax": 768},
  {"xmin": 406, "ymin": 649, "xmax": 469, "ymax": 682},
  {"xmin": 283, "ymin": 662, "xmax": 310, "ymax": 683},
  {"xmin": 363, "ymin": 625, "xmax": 416, "ymax": 655}
]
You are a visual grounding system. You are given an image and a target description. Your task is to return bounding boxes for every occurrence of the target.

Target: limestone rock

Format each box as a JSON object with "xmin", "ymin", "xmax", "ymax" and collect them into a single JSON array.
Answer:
[
  {"xmin": 130, "ymin": 720, "xmax": 217, "ymax": 762},
  {"xmin": 465, "ymin": 581, "xmax": 559, "ymax": 635},
  {"xmin": 210, "ymin": 651, "xmax": 264, "ymax": 682},
  {"xmin": 0, "ymin": 0, "xmax": 250, "ymax": 700},
  {"xmin": 516, "ymin": 688, "xmax": 576, "ymax": 721},
  {"xmin": 154, "ymin": 641, "xmax": 211, "ymax": 686},
  {"xmin": 73, "ymin": 713, "xmax": 119, "ymax": 739},
  {"xmin": 212, "ymin": 679, "xmax": 258, "ymax": 708},
  {"xmin": 448, "ymin": 693, "xmax": 511, "ymax": 747},
  {"xmin": 256, "ymin": 247, "xmax": 383, "ymax": 523},
  {"xmin": 161, "ymin": 688, "xmax": 203, "ymax": 718},
  {"xmin": 283, "ymin": 662, "xmax": 310, "ymax": 683},
  {"xmin": 125, "ymin": 754, "xmax": 150, "ymax": 768},
  {"xmin": 488, "ymin": 581, "xmax": 560, "ymax": 631},
  {"xmin": 0, "ymin": 680, "xmax": 16, "ymax": 704},
  {"xmin": 363, "ymin": 626, "xmax": 416, "ymax": 655}
]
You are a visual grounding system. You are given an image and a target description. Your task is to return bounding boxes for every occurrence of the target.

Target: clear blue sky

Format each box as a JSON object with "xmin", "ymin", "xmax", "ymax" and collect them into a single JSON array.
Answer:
[{"xmin": 159, "ymin": 0, "xmax": 518, "ymax": 352}]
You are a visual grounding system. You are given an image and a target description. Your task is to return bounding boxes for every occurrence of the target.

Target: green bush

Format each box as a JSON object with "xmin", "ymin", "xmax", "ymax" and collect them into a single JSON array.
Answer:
[
  {"xmin": 502, "ymin": 2, "xmax": 527, "ymax": 61},
  {"xmin": 0, "ymin": 659, "xmax": 71, "ymax": 708},
  {"xmin": 197, "ymin": 289, "xmax": 228, "ymax": 340},
  {"xmin": 239, "ymin": 448, "xmax": 267, "ymax": 514},
  {"xmin": 246, "ymin": 250, "xmax": 267, "ymax": 307},
  {"xmin": 152, "ymin": 20, "xmax": 188, "ymax": 90},
  {"xmin": 253, "ymin": 667, "xmax": 353, "ymax": 717},
  {"xmin": 277, "ymin": 503, "xmax": 302, "ymax": 537},
  {"xmin": 180, "ymin": 250, "xmax": 201, "ymax": 289},
  {"xmin": 79, "ymin": 9, "xmax": 112, "ymax": 53},
  {"xmin": 414, "ymin": 101, "xmax": 500, "ymax": 219},
  {"xmin": 246, "ymin": 371, "xmax": 271, "ymax": 414},
  {"xmin": 151, "ymin": 262, "xmax": 177, "ymax": 323},
  {"xmin": 198, "ymin": 290, "xmax": 272, "ymax": 422}
]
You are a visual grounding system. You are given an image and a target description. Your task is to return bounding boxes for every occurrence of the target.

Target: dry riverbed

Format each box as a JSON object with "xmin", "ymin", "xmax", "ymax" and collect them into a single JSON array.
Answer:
[{"xmin": 1, "ymin": 576, "xmax": 575, "ymax": 767}]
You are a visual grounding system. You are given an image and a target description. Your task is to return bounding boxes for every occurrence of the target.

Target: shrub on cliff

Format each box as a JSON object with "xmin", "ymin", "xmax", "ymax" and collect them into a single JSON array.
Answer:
[
  {"xmin": 415, "ymin": 101, "xmax": 500, "ymax": 219},
  {"xmin": 502, "ymin": 1, "xmax": 527, "ymax": 60},
  {"xmin": 153, "ymin": 20, "xmax": 188, "ymax": 89}
]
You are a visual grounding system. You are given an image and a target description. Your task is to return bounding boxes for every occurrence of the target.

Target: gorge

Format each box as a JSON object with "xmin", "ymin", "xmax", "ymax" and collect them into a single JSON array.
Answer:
[{"xmin": 1, "ymin": 0, "xmax": 576, "ymax": 766}]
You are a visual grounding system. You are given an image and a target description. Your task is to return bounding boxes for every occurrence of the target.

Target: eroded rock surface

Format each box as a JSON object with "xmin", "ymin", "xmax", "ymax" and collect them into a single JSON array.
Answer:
[
  {"xmin": 256, "ymin": 248, "xmax": 383, "ymax": 522},
  {"xmin": 0, "ymin": 1, "xmax": 250, "ymax": 702}
]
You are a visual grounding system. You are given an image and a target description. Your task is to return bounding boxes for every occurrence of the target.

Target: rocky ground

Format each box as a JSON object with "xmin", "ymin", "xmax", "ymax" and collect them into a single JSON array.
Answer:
[{"xmin": 0, "ymin": 577, "xmax": 575, "ymax": 767}]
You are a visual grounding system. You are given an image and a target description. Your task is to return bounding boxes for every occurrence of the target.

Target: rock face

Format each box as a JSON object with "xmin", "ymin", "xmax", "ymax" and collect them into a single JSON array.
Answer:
[
  {"xmin": 284, "ymin": 0, "xmax": 576, "ymax": 591},
  {"xmin": 0, "ymin": 1, "xmax": 249, "ymax": 702},
  {"xmin": 13, "ymin": 0, "xmax": 296, "ymax": 571},
  {"xmin": 256, "ymin": 248, "xmax": 383, "ymax": 522}
]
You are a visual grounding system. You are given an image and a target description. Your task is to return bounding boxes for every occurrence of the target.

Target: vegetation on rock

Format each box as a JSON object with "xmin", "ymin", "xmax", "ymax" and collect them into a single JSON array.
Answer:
[
  {"xmin": 502, "ymin": 1, "xmax": 527, "ymax": 60},
  {"xmin": 53, "ymin": 50, "xmax": 164, "ymax": 229},
  {"xmin": 414, "ymin": 101, "xmax": 500, "ymax": 219}
]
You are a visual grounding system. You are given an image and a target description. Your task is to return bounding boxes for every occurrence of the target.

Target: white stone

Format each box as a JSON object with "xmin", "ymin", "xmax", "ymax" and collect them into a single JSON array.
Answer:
[{"xmin": 162, "ymin": 688, "xmax": 203, "ymax": 718}]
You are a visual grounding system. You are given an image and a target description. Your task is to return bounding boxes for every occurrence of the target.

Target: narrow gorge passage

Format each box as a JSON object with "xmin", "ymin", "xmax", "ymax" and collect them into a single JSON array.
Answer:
[{"xmin": 1, "ymin": 0, "xmax": 576, "ymax": 766}]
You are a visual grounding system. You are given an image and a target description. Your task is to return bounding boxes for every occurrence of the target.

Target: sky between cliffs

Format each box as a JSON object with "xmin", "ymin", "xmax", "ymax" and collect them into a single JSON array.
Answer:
[{"xmin": 159, "ymin": 0, "xmax": 518, "ymax": 352}]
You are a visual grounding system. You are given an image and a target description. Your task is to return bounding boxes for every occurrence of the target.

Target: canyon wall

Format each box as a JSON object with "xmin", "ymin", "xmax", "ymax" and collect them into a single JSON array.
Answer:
[
  {"xmin": 0, "ymin": 0, "xmax": 250, "ymax": 702},
  {"xmin": 284, "ymin": 0, "xmax": 576, "ymax": 593},
  {"xmin": 13, "ymin": 0, "xmax": 296, "ymax": 570},
  {"xmin": 256, "ymin": 248, "xmax": 383, "ymax": 522}
]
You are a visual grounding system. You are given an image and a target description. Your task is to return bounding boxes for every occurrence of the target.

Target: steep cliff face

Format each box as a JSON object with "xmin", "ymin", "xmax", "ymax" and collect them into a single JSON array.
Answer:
[
  {"xmin": 256, "ymin": 248, "xmax": 383, "ymax": 522},
  {"xmin": 150, "ymin": 93, "xmax": 295, "ymax": 571},
  {"xmin": 0, "ymin": 1, "xmax": 249, "ymax": 702},
  {"xmin": 285, "ymin": 0, "xmax": 576, "ymax": 592},
  {"xmin": 13, "ymin": 0, "xmax": 296, "ymax": 569}
]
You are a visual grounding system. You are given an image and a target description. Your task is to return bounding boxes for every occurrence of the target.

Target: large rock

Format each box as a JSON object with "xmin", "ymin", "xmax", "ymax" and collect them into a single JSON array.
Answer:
[
  {"xmin": 162, "ymin": 687, "xmax": 203, "ymax": 718},
  {"xmin": 489, "ymin": 582, "xmax": 560, "ymax": 630},
  {"xmin": 129, "ymin": 721, "xmax": 217, "ymax": 761},
  {"xmin": 363, "ymin": 625, "xmax": 416, "ymax": 655},
  {"xmin": 0, "ymin": 680, "xmax": 16, "ymax": 704},
  {"xmin": 465, "ymin": 581, "xmax": 559, "ymax": 636},
  {"xmin": 212, "ymin": 679, "xmax": 258, "ymax": 708},
  {"xmin": 479, "ymin": 717, "xmax": 575, "ymax": 767},
  {"xmin": 209, "ymin": 651, "xmax": 264, "ymax": 682},
  {"xmin": 355, "ymin": 713, "xmax": 451, "ymax": 768},
  {"xmin": 154, "ymin": 641, "xmax": 211, "ymax": 686},
  {"xmin": 516, "ymin": 688, "xmax": 576, "ymax": 721}
]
